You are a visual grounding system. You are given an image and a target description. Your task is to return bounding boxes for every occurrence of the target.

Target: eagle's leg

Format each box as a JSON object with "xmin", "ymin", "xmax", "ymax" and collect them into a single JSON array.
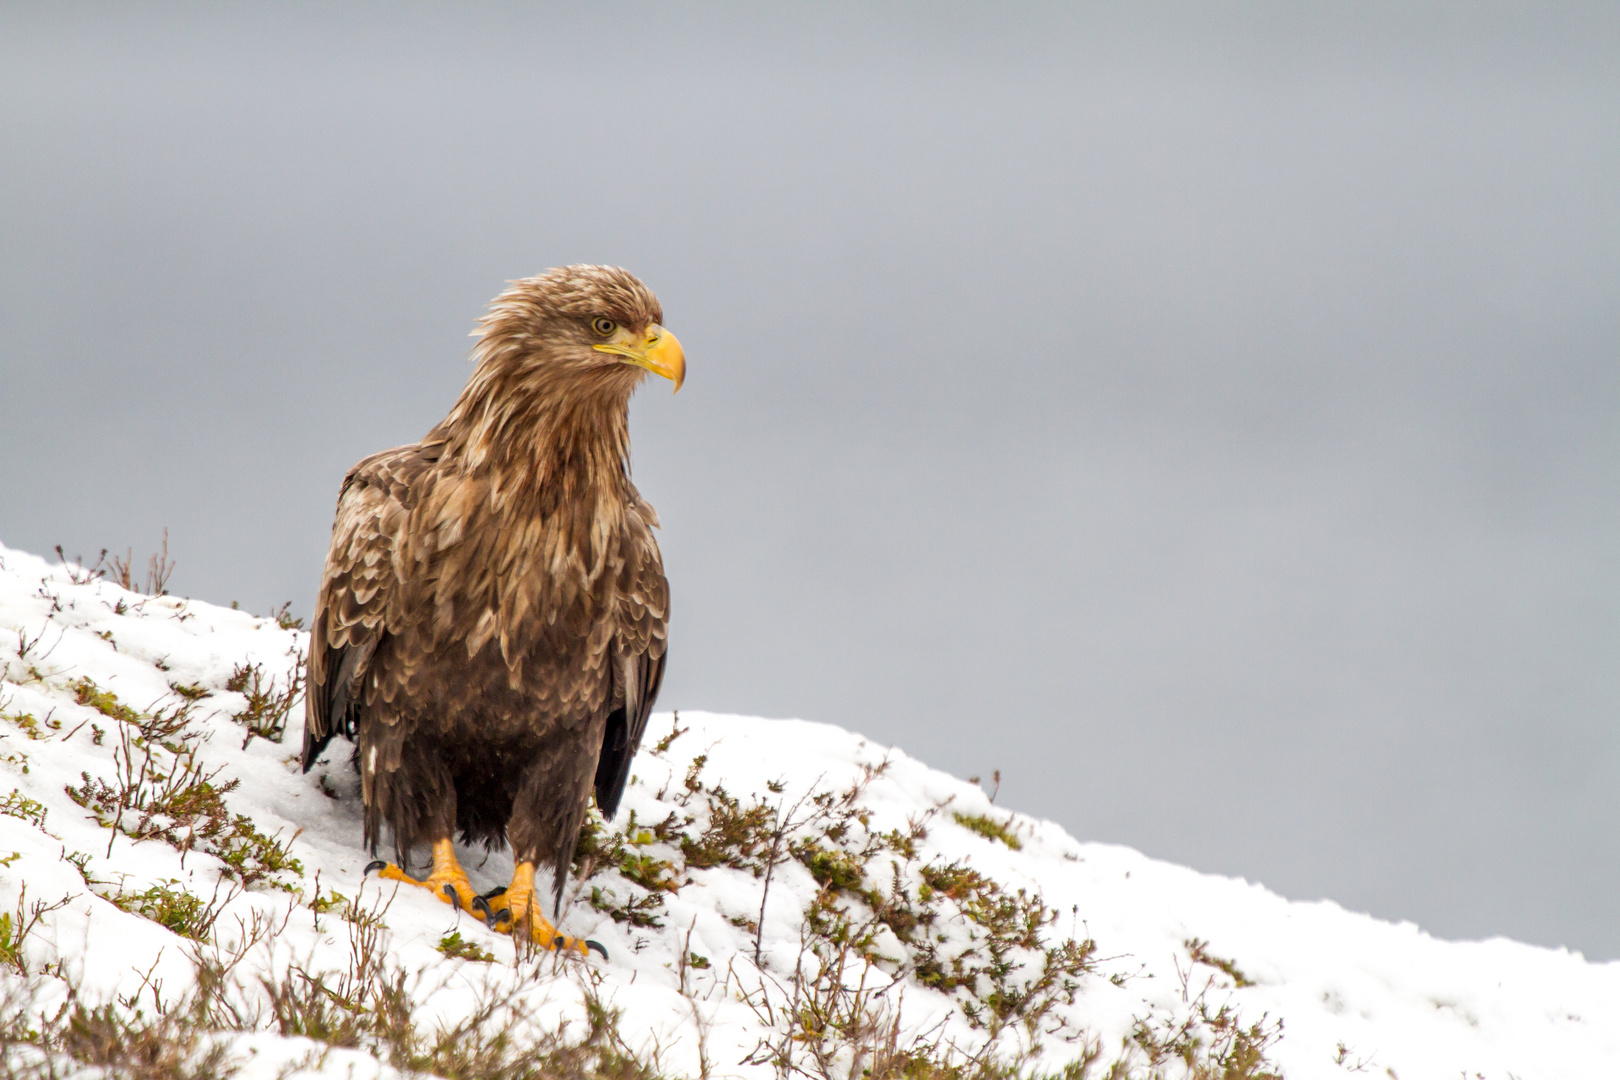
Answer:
[
  {"xmin": 366, "ymin": 837, "xmax": 481, "ymax": 914},
  {"xmin": 487, "ymin": 862, "xmax": 604, "ymax": 957}
]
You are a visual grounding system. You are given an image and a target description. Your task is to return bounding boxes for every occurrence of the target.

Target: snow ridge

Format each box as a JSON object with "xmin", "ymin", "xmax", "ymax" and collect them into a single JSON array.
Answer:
[{"xmin": 0, "ymin": 541, "xmax": 1616, "ymax": 1078}]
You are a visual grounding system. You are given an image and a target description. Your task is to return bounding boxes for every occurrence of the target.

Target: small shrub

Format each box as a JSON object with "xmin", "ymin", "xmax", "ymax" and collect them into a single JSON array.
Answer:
[
  {"xmin": 72, "ymin": 676, "xmax": 141, "ymax": 724},
  {"xmin": 3, "ymin": 709, "xmax": 60, "ymax": 742},
  {"xmin": 0, "ymin": 790, "xmax": 47, "ymax": 830},
  {"xmin": 268, "ymin": 602, "xmax": 305, "ymax": 631},
  {"xmin": 224, "ymin": 660, "xmax": 305, "ymax": 747},
  {"xmin": 65, "ymin": 714, "xmax": 302, "ymax": 890},
  {"xmin": 953, "ymin": 811, "xmax": 1023, "ymax": 850},
  {"xmin": 1186, "ymin": 937, "xmax": 1255, "ymax": 988},
  {"xmin": 106, "ymin": 529, "xmax": 175, "ymax": 595},
  {"xmin": 101, "ymin": 877, "xmax": 238, "ymax": 941},
  {"xmin": 617, "ymin": 849, "xmax": 682, "ymax": 893},
  {"xmin": 651, "ymin": 714, "xmax": 688, "ymax": 754},
  {"xmin": 0, "ymin": 888, "xmax": 69, "ymax": 975},
  {"xmin": 791, "ymin": 839, "xmax": 865, "ymax": 893},
  {"xmin": 437, "ymin": 930, "xmax": 496, "ymax": 963},
  {"xmin": 680, "ymin": 790, "xmax": 775, "ymax": 873},
  {"xmin": 588, "ymin": 884, "xmax": 667, "ymax": 929},
  {"xmin": 0, "ymin": 911, "xmax": 25, "ymax": 973},
  {"xmin": 1130, "ymin": 993, "xmax": 1283, "ymax": 1079},
  {"xmin": 0, "ymin": 989, "xmax": 237, "ymax": 1080}
]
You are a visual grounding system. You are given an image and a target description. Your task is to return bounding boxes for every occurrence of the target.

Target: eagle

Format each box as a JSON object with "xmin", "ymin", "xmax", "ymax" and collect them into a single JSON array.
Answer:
[{"xmin": 300, "ymin": 265, "xmax": 682, "ymax": 955}]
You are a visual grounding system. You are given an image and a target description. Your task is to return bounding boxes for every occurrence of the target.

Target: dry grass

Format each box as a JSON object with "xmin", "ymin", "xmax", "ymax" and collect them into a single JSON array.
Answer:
[
  {"xmin": 97, "ymin": 878, "xmax": 242, "ymax": 943},
  {"xmin": 0, "ymin": 889, "xmax": 70, "ymax": 976},
  {"xmin": 63, "ymin": 682, "xmax": 302, "ymax": 889},
  {"xmin": 55, "ymin": 530, "xmax": 175, "ymax": 596},
  {"xmin": 1, "ymin": 889, "xmax": 671, "ymax": 1080},
  {"xmin": 223, "ymin": 661, "xmax": 305, "ymax": 749},
  {"xmin": 1, "ymin": 692, "xmax": 1284, "ymax": 1080},
  {"xmin": 572, "ymin": 735, "xmax": 1284, "ymax": 1080}
]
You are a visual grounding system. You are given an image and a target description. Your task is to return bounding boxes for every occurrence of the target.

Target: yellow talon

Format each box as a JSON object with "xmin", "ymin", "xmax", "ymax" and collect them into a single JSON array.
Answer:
[
  {"xmin": 490, "ymin": 862, "xmax": 606, "ymax": 958},
  {"xmin": 365, "ymin": 838, "xmax": 481, "ymax": 913}
]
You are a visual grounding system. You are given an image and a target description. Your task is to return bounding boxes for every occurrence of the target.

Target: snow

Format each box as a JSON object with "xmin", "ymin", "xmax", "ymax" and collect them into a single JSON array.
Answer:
[{"xmin": 1, "ymin": 538, "xmax": 1616, "ymax": 1078}]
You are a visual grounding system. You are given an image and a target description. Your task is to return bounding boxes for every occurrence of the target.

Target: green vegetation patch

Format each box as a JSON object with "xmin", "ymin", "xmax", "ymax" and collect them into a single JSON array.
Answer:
[
  {"xmin": 225, "ymin": 660, "xmax": 306, "ymax": 747},
  {"xmin": 437, "ymin": 930, "xmax": 496, "ymax": 963},
  {"xmin": 65, "ymin": 709, "xmax": 303, "ymax": 890},
  {"xmin": 3, "ymin": 710, "xmax": 60, "ymax": 742},
  {"xmin": 0, "ymin": 790, "xmax": 47, "ymax": 830},
  {"xmin": 71, "ymin": 677, "xmax": 140, "ymax": 724},
  {"xmin": 953, "ymin": 811, "xmax": 1023, "ymax": 850},
  {"xmin": 1186, "ymin": 936, "xmax": 1256, "ymax": 988},
  {"xmin": 102, "ymin": 879, "xmax": 222, "ymax": 940}
]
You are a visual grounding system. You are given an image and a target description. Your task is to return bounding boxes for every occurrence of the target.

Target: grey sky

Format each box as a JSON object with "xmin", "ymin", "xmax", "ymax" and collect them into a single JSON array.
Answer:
[{"xmin": 3, "ymin": 4, "xmax": 1616, "ymax": 957}]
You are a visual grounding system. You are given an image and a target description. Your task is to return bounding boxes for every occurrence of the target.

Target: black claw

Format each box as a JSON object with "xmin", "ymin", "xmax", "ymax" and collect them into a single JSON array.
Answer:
[
  {"xmin": 442, "ymin": 883, "xmax": 460, "ymax": 905},
  {"xmin": 493, "ymin": 908, "xmax": 511, "ymax": 925},
  {"xmin": 585, "ymin": 939, "xmax": 608, "ymax": 960},
  {"xmin": 364, "ymin": 860, "xmax": 387, "ymax": 876},
  {"xmin": 480, "ymin": 885, "xmax": 507, "ymax": 901},
  {"xmin": 471, "ymin": 895, "xmax": 491, "ymax": 920}
]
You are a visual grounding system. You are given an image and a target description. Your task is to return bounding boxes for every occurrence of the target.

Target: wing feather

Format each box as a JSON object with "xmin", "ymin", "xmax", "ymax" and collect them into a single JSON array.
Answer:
[
  {"xmin": 592, "ymin": 489, "xmax": 669, "ymax": 818},
  {"xmin": 300, "ymin": 443, "xmax": 435, "ymax": 771}
]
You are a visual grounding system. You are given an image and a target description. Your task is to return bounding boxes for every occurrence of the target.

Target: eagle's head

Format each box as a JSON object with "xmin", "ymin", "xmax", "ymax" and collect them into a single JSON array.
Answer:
[{"xmin": 472, "ymin": 264, "xmax": 685, "ymax": 395}]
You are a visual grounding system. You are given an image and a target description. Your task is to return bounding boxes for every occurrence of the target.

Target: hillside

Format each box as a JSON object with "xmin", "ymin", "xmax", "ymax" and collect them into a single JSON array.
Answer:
[{"xmin": 0, "ymin": 541, "xmax": 1616, "ymax": 1079}]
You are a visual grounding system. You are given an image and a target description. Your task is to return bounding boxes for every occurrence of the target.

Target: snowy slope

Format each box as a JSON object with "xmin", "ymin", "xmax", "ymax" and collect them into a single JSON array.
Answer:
[{"xmin": 0, "ymin": 540, "xmax": 1616, "ymax": 1079}]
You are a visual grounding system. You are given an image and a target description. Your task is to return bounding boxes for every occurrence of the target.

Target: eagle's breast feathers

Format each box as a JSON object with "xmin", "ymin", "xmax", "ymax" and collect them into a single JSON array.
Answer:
[{"xmin": 307, "ymin": 446, "xmax": 667, "ymax": 744}]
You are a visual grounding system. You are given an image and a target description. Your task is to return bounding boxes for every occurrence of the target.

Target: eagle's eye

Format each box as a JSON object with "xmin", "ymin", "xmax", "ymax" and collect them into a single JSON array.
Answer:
[{"xmin": 591, "ymin": 317, "xmax": 618, "ymax": 337}]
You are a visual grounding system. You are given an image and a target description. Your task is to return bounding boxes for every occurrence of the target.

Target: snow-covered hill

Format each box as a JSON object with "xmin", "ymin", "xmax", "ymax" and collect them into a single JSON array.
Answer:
[{"xmin": 0, "ymin": 541, "xmax": 1615, "ymax": 1079}]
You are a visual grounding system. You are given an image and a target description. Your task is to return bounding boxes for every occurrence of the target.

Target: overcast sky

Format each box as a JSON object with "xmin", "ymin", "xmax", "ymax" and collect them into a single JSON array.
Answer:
[{"xmin": 3, "ymin": 3, "xmax": 1616, "ymax": 958}]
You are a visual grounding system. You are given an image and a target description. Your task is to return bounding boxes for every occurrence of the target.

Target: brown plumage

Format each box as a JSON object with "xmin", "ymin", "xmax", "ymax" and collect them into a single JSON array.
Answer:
[{"xmin": 300, "ymin": 265, "xmax": 683, "ymax": 951}]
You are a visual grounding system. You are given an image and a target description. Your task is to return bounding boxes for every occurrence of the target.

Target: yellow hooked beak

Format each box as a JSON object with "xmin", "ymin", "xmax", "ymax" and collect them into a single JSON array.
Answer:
[{"xmin": 594, "ymin": 324, "xmax": 685, "ymax": 393}]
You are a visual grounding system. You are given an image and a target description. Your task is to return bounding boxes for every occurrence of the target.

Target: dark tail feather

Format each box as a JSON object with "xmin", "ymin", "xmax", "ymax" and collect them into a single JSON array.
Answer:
[{"xmin": 593, "ymin": 707, "xmax": 632, "ymax": 819}]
